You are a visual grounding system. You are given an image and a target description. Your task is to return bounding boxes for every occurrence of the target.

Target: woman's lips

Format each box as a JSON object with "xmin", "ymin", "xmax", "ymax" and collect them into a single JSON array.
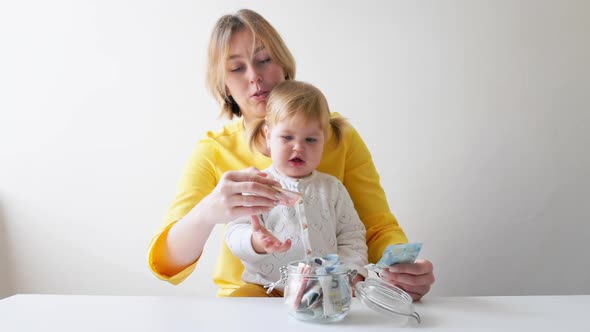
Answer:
[{"xmin": 251, "ymin": 91, "xmax": 269, "ymax": 102}]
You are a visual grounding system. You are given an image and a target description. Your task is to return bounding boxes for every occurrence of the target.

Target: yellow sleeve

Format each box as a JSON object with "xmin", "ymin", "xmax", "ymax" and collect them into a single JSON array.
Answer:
[
  {"xmin": 342, "ymin": 126, "xmax": 408, "ymax": 263},
  {"xmin": 147, "ymin": 139, "xmax": 220, "ymax": 284},
  {"xmin": 147, "ymin": 221, "xmax": 197, "ymax": 284}
]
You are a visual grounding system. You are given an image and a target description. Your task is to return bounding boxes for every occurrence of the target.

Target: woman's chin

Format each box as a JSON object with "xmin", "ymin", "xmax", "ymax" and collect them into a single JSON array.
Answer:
[
  {"xmin": 249, "ymin": 101, "xmax": 267, "ymax": 114},
  {"xmin": 242, "ymin": 109, "xmax": 267, "ymax": 125}
]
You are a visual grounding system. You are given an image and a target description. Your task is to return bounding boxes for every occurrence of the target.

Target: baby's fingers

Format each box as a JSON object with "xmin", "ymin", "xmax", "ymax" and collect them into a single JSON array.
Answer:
[
  {"xmin": 251, "ymin": 215, "xmax": 263, "ymax": 232},
  {"xmin": 264, "ymin": 238, "xmax": 292, "ymax": 253}
]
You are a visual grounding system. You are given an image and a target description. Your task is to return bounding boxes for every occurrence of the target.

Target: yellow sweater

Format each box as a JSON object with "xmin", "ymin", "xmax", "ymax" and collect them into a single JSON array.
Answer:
[{"xmin": 148, "ymin": 115, "xmax": 408, "ymax": 296}]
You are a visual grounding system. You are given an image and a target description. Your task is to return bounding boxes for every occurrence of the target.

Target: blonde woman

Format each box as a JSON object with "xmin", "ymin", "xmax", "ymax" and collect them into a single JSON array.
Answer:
[{"xmin": 148, "ymin": 9, "xmax": 434, "ymax": 300}]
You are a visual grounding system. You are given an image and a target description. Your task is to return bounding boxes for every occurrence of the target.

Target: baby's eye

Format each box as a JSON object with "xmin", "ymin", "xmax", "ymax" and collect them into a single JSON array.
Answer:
[
  {"xmin": 281, "ymin": 136, "xmax": 293, "ymax": 141},
  {"xmin": 306, "ymin": 138, "xmax": 317, "ymax": 143}
]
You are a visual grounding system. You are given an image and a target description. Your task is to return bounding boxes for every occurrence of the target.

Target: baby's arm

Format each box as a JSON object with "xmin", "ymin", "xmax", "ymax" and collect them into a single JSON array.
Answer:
[
  {"xmin": 225, "ymin": 215, "xmax": 291, "ymax": 262},
  {"xmin": 225, "ymin": 216, "xmax": 261, "ymax": 261},
  {"xmin": 250, "ymin": 215, "xmax": 292, "ymax": 254}
]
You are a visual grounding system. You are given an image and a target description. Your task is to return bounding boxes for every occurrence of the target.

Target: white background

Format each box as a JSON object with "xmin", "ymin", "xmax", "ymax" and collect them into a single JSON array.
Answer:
[{"xmin": 1, "ymin": 0, "xmax": 589, "ymax": 299}]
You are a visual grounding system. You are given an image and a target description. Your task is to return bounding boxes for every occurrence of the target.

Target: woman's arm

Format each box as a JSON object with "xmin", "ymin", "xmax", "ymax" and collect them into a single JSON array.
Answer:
[
  {"xmin": 158, "ymin": 169, "xmax": 281, "ymax": 276},
  {"xmin": 148, "ymin": 140, "xmax": 280, "ymax": 281}
]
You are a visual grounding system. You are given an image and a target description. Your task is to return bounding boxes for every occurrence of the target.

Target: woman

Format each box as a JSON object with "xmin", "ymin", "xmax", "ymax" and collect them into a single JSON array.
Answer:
[{"xmin": 148, "ymin": 9, "xmax": 435, "ymax": 300}]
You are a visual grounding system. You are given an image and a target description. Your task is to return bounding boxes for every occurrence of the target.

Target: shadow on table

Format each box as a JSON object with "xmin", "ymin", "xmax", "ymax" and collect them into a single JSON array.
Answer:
[
  {"xmin": 414, "ymin": 296, "xmax": 538, "ymax": 328},
  {"xmin": 0, "ymin": 200, "xmax": 15, "ymax": 299},
  {"xmin": 345, "ymin": 307, "xmax": 416, "ymax": 327},
  {"xmin": 346, "ymin": 295, "xmax": 541, "ymax": 328}
]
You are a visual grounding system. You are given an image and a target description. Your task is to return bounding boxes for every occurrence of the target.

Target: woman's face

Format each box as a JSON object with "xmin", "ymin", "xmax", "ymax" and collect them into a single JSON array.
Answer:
[{"xmin": 225, "ymin": 29, "xmax": 286, "ymax": 125}]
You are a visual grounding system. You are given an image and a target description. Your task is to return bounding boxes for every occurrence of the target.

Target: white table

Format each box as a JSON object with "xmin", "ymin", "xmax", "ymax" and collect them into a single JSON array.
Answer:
[{"xmin": 1, "ymin": 294, "xmax": 588, "ymax": 331}]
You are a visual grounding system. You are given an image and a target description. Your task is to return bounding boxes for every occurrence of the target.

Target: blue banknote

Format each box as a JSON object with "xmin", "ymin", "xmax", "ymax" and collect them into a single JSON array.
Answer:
[{"xmin": 376, "ymin": 242, "xmax": 423, "ymax": 268}]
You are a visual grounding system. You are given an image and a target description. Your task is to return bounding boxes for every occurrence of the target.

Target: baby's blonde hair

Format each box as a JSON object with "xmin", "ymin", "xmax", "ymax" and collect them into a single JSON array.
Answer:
[
  {"xmin": 206, "ymin": 9, "xmax": 296, "ymax": 119},
  {"xmin": 248, "ymin": 80, "xmax": 348, "ymax": 155}
]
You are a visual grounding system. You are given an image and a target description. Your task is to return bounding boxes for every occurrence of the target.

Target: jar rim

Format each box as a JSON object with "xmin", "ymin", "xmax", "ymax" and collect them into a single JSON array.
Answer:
[{"xmin": 285, "ymin": 260, "xmax": 351, "ymax": 276}]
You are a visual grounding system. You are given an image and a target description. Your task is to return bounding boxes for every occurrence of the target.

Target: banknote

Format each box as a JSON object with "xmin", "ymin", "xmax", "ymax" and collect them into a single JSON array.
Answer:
[
  {"xmin": 272, "ymin": 186, "xmax": 302, "ymax": 206},
  {"xmin": 364, "ymin": 243, "xmax": 423, "ymax": 274},
  {"xmin": 376, "ymin": 242, "xmax": 423, "ymax": 268}
]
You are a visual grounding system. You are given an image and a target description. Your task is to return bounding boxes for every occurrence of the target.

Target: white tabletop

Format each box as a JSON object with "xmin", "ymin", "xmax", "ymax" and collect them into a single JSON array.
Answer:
[{"xmin": 0, "ymin": 294, "xmax": 588, "ymax": 331}]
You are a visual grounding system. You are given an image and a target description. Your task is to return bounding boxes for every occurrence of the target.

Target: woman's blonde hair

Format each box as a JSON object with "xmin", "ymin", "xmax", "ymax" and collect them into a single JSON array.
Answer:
[
  {"xmin": 206, "ymin": 9, "xmax": 296, "ymax": 119},
  {"xmin": 248, "ymin": 80, "xmax": 349, "ymax": 155}
]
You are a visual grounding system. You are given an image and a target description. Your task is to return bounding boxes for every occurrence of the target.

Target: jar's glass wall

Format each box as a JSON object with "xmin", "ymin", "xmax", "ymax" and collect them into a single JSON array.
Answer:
[{"xmin": 283, "ymin": 260, "xmax": 353, "ymax": 323}]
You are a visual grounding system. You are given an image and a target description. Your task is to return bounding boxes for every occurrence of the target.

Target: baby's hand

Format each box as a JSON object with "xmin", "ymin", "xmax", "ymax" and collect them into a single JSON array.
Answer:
[{"xmin": 251, "ymin": 215, "xmax": 292, "ymax": 254}]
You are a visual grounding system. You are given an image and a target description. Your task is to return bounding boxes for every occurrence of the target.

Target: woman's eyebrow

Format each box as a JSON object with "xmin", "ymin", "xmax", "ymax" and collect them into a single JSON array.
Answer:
[{"xmin": 228, "ymin": 46, "xmax": 266, "ymax": 60}]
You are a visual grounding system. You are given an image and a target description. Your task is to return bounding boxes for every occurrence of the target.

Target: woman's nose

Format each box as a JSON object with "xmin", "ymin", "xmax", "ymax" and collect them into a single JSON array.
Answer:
[{"xmin": 248, "ymin": 67, "xmax": 262, "ymax": 84}]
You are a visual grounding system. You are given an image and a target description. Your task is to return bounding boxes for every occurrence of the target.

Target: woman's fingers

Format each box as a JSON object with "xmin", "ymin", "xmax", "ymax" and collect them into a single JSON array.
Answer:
[
  {"xmin": 387, "ymin": 259, "xmax": 434, "ymax": 276},
  {"xmin": 238, "ymin": 191, "xmax": 278, "ymax": 207},
  {"xmin": 224, "ymin": 168, "xmax": 280, "ymax": 189},
  {"xmin": 210, "ymin": 168, "xmax": 282, "ymax": 221},
  {"xmin": 219, "ymin": 169, "xmax": 282, "ymax": 211},
  {"xmin": 234, "ymin": 181, "xmax": 280, "ymax": 201},
  {"xmin": 382, "ymin": 280, "xmax": 431, "ymax": 302},
  {"xmin": 378, "ymin": 259, "xmax": 435, "ymax": 302},
  {"xmin": 231, "ymin": 205, "xmax": 274, "ymax": 217},
  {"xmin": 379, "ymin": 270, "xmax": 431, "ymax": 301},
  {"xmin": 398, "ymin": 285, "xmax": 431, "ymax": 301},
  {"xmin": 380, "ymin": 271, "xmax": 434, "ymax": 287}
]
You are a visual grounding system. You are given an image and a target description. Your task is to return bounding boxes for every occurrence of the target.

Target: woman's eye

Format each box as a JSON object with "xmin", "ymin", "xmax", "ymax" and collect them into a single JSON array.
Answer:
[
  {"xmin": 258, "ymin": 57, "xmax": 271, "ymax": 64},
  {"xmin": 230, "ymin": 66, "xmax": 243, "ymax": 72}
]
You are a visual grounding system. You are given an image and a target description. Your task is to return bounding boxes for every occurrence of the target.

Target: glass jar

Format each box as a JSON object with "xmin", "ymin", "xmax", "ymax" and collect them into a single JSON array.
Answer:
[
  {"xmin": 281, "ymin": 260, "xmax": 356, "ymax": 323},
  {"xmin": 268, "ymin": 259, "xmax": 421, "ymax": 324}
]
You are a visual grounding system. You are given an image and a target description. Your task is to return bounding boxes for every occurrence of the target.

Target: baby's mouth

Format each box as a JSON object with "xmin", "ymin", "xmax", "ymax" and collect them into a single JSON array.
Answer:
[{"xmin": 289, "ymin": 157, "xmax": 305, "ymax": 166}]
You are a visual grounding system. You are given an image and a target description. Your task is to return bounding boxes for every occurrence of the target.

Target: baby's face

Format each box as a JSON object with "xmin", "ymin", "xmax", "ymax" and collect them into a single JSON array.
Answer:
[{"xmin": 265, "ymin": 114, "xmax": 325, "ymax": 179}]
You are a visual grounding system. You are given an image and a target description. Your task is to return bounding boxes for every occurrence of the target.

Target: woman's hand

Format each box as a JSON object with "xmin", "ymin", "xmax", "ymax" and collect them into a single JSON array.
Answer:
[
  {"xmin": 351, "ymin": 273, "xmax": 365, "ymax": 297},
  {"xmin": 378, "ymin": 259, "xmax": 435, "ymax": 302},
  {"xmin": 250, "ymin": 215, "xmax": 292, "ymax": 254},
  {"xmin": 199, "ymin": 167, "xmax": 281, "ymax": 224},
  {"xmin": 163, "ymin": 168, "xmax": 281, "ymax": 272}
]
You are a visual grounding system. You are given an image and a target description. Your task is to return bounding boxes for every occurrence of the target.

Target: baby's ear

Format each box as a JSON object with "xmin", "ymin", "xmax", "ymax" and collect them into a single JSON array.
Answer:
[
  {"xmin": 262, "ymin": 125, "xmax": 272, "ymax": 157},
  {"xmin": 263, "ymin": 125, "xmax": 271, "ymax": 146}
]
